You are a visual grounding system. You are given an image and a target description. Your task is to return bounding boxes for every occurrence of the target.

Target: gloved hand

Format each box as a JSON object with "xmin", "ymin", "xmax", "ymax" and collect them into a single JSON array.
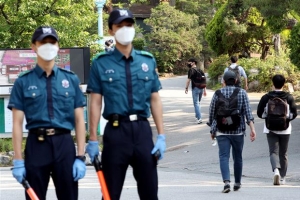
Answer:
[
  {"xmin": 86, "ymin": 140, "xmax": 99, "ymax": 163},
  {"xmin": 12, "ymin": 159, "xmax": 26, "ymax": 183},
  {"xmin": 151, "ymin": 134, "xmax": 166, "ymax": 160},
  {"xmin": 73, "ymin": 159, "xmax": 86, "ymax": 181}
]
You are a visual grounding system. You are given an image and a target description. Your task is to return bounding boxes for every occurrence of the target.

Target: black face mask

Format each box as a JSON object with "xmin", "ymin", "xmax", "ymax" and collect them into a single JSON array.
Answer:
[{"xmin": 187, "ymin": 63, "xmax": 192, "ymax": 68}]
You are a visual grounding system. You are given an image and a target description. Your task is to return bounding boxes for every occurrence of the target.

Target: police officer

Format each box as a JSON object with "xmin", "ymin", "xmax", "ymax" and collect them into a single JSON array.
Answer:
[
  {"xmin": 8, "ymin": 26, "xmax": 86, "ymax": 200},
  {"xmin": 86, "ymin": 9, "xmax": 166, "ymax": 200}
]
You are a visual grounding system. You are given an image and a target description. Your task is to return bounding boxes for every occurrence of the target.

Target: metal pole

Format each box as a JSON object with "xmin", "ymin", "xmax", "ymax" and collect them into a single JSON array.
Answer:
[{"xmin": 95, "ymin": 0, "xmax": 106, "ymax": 45}]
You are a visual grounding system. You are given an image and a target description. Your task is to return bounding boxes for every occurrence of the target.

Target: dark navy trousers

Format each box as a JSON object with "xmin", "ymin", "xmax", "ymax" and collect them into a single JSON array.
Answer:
[
  {"xmin": 102, "ymin": 120, "xmax": 158, "ymax": 200},
  {"xmin": 24, "ymin": 133, "xmax": 77, "ymax": 200}
]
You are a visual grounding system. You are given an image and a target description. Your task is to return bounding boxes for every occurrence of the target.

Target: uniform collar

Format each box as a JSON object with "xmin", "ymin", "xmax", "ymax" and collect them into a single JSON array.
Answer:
[
  {"xmin": 34, "ymin": 64, "xmax": 58, "ymax": 78},
  {"xmin": 112, "ymin": 47, "xmax": 136, "ymax": 61}
]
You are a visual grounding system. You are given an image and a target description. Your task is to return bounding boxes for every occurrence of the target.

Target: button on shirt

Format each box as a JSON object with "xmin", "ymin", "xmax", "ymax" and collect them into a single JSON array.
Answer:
[
  {"xmin": 208, "ymin": 86, "xmax": 254, "ymax": 134},
  {"xmin": 8, "ymin": 65, "xmax": 86, "ymax": 130},
  {"xmin": 87, "ymin": 48, "xmax": 162, "ymax": 119}
]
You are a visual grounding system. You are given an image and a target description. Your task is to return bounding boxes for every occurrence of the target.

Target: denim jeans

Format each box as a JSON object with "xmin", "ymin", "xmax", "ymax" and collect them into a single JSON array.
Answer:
[
  {"xmin": 217, "ymin": 135, "xmax": 244, "ymax": 184},
  {"xmin": 192, "ymin": 87, "xmax": 203, "ymax": 120}
]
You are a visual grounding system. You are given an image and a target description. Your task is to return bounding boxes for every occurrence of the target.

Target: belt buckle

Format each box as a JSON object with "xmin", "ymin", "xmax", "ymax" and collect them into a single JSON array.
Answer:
[
  {"xmin": 129, "ymin": 114, "xmax": 137, "ymax": 121},
  {"xmin": 46, "ymin": 129, "xmax": 55, "ymax": 135}
]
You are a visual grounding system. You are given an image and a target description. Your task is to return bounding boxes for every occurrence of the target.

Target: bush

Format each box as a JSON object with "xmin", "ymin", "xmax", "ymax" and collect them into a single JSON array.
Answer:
[{"xmin": 208, "ymin": 53, "xmax": 300, "ymax": 92}]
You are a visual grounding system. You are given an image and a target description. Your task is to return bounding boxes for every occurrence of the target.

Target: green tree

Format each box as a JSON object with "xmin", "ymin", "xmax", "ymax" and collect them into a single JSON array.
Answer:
[
  {"xmin": 0, "ymin": 0, "xmax": 98, "ymax": 49},
  {"xmin": 205, "ymin": 0, "xmax": 274, "ymax": 59},
  {"xmin": 144, "ymin": 3, "xmax": 202, "ymax": 73},
  {"xmin": 288, "ymin": 23, "xmax": 300, "ymax": 70}
]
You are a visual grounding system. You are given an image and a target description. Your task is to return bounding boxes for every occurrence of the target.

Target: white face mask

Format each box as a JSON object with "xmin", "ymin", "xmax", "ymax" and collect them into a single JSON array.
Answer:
[
  {"xmin": 37, "ymin": 43, "xmax": 59, "ymax": 61},
  {"xmin": 114, "ymin": 26, "xmax": 135, "ymax": 46}
]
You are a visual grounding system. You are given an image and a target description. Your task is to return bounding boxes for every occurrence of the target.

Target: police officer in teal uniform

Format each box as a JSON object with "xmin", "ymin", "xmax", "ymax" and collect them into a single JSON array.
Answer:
[
  {"xmin": 86, "ymin": 9, "xmax": 166, "ymax": 200},
  {"xmin": 8, "ymin": 26, "xmax": 86, "ymax": 200}
]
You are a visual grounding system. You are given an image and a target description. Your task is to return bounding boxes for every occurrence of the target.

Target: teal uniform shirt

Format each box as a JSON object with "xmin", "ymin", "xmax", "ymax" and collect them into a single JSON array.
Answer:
[
  {"xmin": 87, "ymin": 48, "xmax": 162, "ymax": 119},
  {"xmin": 8, "ymin": 65, "xmax": 86, "ymax": 130}
]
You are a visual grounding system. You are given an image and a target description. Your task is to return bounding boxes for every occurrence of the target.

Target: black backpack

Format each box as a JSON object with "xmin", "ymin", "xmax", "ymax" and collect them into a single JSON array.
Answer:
[
  {"xmin": 215, "ymin": 88, "xmax": 241, "ymax": 132},
  {"xmin": 227, "ymin": 66, "xmax": 241, "ymax": 86},
  {"xmin": 191, "ymin": 68, "xmax": 206, "ymax": 89},
  {"xmin": 266, "ymin": 96, "xmax": 289, "ymax": 131}
]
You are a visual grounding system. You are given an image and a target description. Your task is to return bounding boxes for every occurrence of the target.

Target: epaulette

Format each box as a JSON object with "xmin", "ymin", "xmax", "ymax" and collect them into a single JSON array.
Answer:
[
  {"xmin": 138, "ymin": 50, "xmax": 154, "ymax": 58},
  {"xmin": 93, "ymin": 51, "xmax": 110, "ymax": 60},
  {"xmin": 18, "ymin": 70, "xmax": 33, "ymax": 77},
  {"xmin": 58, "ymin": 67, "xmax": 75, "ymax": 74}
]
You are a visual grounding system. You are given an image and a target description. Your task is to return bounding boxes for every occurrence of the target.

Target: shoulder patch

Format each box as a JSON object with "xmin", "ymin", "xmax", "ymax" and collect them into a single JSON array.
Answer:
[
  {"xmin": 138, "ymin": 51, "xmax": 154, "ymax": 58},
  {"xmin": 18, "ymin": 70, "xmax": 33, "ymax": 77},
  {"xmin": 58, "ymin": 67, "xmax": 75, "ymax": 74},
  {"xmin": 93, "ymin": 51, "xmax": 110, "ymax": 60}
]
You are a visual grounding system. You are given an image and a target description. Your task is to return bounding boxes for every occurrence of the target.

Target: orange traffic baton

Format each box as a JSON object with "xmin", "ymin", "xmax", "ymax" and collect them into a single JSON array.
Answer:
[
  {"xmin": 93, "ymin": 155, "xmax": 111, "ymax": 200},
  {"xmin": 22, "ymin": 179, "xmax": 39, "ymax": 200}
]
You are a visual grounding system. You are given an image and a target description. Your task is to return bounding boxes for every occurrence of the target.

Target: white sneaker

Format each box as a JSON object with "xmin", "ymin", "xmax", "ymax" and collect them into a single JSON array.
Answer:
[
  {"xmin": 280, "ymin": 177, "xmax": 286, "ymax": 185},
  {"xmin": 273, "ymin": 168, "xmax": 280, "ymax": 185},
  {"xmin": 197, "ymin": 119, "xmax": 202, "ymax": 124}
]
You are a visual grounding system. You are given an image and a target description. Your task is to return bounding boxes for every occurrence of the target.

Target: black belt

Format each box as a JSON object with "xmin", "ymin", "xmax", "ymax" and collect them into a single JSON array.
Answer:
[
  {"xmin": 108, "ymin": 114, "xmax": 147, "ymax": 127},
  {"xmin": 29, "ymin": 128, "xmax": 71, "ymax": 141}
]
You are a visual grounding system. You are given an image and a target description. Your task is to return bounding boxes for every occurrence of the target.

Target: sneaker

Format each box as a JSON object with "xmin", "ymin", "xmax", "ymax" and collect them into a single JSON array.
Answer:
[
  {"xmin": 197, "ymin": 119, "xmax": 202, "ymax": 124},
  {"xmin": 273, "ymin": 168, "xmax": 280, "ymax": 185},
  {"xmin": 233, "ymin": 183, "xmax": 241, "ymax": 191},
  {"xmin": 222, "ymin": 184, "xmax": 230, "ymax": 193},
  {"xmin": 280, "ymin": 177, "xmax": 286, "ymax": 185}
]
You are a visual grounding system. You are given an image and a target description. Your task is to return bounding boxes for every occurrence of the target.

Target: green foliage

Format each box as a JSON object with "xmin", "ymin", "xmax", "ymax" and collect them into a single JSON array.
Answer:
[
  {"xmin": 205, "ymin": 4, "xmax": 227, "ymax": 55},
  {"xmin": 209, "ymin": 52, "xmax": 300, "ymax": 92},
  {"xmin": 288, "ymin": 23, "xmax": 300, "ymax": 70},
  {"xmin": 0, "ymin": 0, "xmax": 99, "ymax": 49},
  {"xmin": 0, "ymin": 138, "xmax": 13, "ymax": 153},
  {"xmin": 132, "ymin": 38, "xmax": 146, "ymax": 50},
  {"xmin": 207, "ymin": 54, "xmax": 229, "ymax": 81},
  {"xmin": 144, "ymin": 3, "xmax": 202, "ymax": 73}
]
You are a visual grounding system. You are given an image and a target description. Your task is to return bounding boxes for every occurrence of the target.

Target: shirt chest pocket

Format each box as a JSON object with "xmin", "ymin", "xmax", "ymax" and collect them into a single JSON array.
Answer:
[
  {"xmin": 137, "ymin": 73, "xmax": 153, "ymax": 94},
  {"xmin": 100, "ymin": 73, "xmax": 121, "ymax": 96},
  {"xmin": 24, "ymin": 90, "xmax": 43, "ymax": 110},
  {"xmin": 56, "ymin": 90, "xmax": 75, "ymax": 111}
]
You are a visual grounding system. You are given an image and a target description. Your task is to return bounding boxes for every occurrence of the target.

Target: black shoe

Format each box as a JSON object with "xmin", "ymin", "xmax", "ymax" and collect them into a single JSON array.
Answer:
[
  {"xmin": 233, "ymin": 183, "xmax": 241, "ymax": 191},
  {"xmin": 222, "ymin": 184, "xmax": 230, "ymax": 193}
]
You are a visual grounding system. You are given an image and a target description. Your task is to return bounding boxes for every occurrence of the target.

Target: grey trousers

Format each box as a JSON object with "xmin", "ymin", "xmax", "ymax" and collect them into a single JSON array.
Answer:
[{"xmin": 266, "ymin": 131, "xmax": 290, "ymax": 177}]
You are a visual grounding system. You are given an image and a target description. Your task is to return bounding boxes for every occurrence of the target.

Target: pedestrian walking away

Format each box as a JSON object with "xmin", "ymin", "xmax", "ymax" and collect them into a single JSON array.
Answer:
[
  {"xmin": 86, "ymin": 9, "xmax": 166, "ymax": 200},
  {"xmin": 221, "ymin": 56, "xmax": 248, "ymax": 90},
  {"xmin": 208, "ymin": 70, "xmax": 256, "ymax": 193},
  {"xmin": 257, "ymin": 74, "xmax": 297, "ymax": 185},
  {"xmin": 8, "ymin": 26, "xmax": 87, "ymax": 200},
  {"xmin": 185, "ymin": 58, "xmax": 207, "ymax": 124}
]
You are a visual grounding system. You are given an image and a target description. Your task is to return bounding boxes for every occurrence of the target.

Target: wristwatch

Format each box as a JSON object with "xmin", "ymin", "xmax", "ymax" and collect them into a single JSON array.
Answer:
[{"xmin": 76, "ymin": 155, "xmax": 86, "ymax": 162}]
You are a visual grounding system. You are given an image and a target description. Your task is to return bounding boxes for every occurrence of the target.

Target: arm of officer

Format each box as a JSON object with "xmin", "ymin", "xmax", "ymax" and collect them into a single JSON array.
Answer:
[
  {"xmin": 12, "ymin": 109, "xmax": 24, "ymax": 159},
  {"xmin": 74, "ymin": 107, "xmax": 86, "ymax": 156},
  {"xmin": 150, "ymin": 92, "xmax": 164, "ymax": 134},
  {"xmin": 89, "ymin": 93, "xmax": 102, "ymax": 141}
]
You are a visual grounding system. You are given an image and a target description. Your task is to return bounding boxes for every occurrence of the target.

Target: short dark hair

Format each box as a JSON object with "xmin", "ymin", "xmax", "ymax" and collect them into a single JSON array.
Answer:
[
  {"xmin": 230, "ymin": 56, "xmax": 238, "ymax": 63},
  {"xmin": 188, "ymin": 58, "xmax": 197, "ymax": 65},
  {"xmin": 272, "ymin": 74, "xmax": 285, "ymax": 89},
  {"xmin": 225, "ymin": 79, "xmax": 236, "ymax": 86}
]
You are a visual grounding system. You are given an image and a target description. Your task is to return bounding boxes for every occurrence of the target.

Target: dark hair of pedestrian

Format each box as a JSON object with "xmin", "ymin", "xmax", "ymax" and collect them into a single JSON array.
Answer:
[
  {"xmin": 225, "ymin": 79, "xmax": 236, "ymax": 86},
  {"xmin": 230, "ymin": 56, "xmax": 238, "ymax": 63},
  {"xmin": 272, "ymin": 74, "xmax": 285, "ymax": 89},
  {"xmin": 188, "ymin": 58, "xmax": 197, "ymax": 65}
]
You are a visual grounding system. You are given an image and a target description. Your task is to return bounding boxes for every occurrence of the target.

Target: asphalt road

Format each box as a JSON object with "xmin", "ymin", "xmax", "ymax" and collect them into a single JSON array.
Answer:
[{"xmin": 0, "ymin": 75, "xmax": 299, "ymax": 200}]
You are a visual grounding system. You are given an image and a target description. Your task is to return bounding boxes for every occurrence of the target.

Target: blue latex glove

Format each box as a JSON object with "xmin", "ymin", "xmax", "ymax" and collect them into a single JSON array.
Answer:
[
  {"xmin": 151, "ymin": 134, "xmax": 166, "ymax": 160},
  {"xmin": 73, "ymin": 159, "xmax": 86, "ymax": 181},
  {"xmin": 86, "ymin": 140, "xmax": 99, "ymax": 162},
  {"xmin": 12, "ymin": 160, "xmax": 26, "ymax": 183}
]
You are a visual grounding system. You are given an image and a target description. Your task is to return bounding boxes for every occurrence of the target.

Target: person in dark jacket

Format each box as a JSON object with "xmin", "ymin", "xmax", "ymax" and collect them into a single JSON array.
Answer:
[{"xmin": 257, "ymin": 74, "xmax": 298, "ymax": 185}]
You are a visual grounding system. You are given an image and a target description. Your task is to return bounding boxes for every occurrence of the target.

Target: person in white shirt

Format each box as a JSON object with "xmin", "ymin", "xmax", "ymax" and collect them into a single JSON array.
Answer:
[
  {"xmin": 221, "ymin": 56, "xmax": 248, "ymax": 90},
  {"xmin": 257, "ymin": 74, "xmax": 298, "ymax": 185}
]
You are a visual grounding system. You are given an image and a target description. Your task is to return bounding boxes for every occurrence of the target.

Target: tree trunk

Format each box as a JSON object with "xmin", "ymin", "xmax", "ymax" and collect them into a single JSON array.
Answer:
[
  {"xmin": 169, "ymin": 0, "xmax": 176, "ymax": 6},
  {"xmin": 261, "ymin": 45, "xmax": 269, "ymax": 60},
  {"xmin": 273, "ymin": 34, "xmax": 281, "ymax": 56}
]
